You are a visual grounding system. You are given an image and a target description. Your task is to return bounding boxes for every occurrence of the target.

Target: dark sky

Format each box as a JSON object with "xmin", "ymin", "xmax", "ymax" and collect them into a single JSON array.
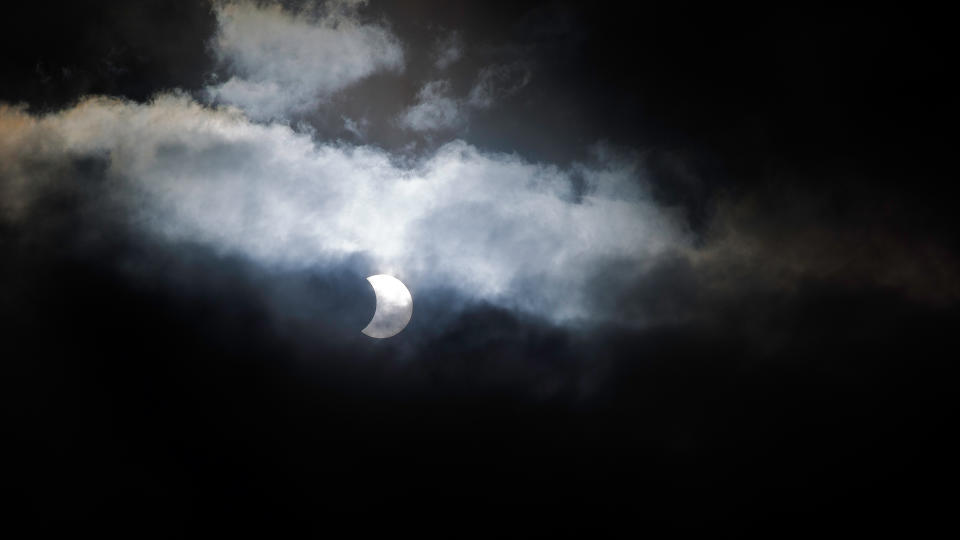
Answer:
[{"xmin": 2, "ymin": 0, "xmax": 957, "ymax": 532}]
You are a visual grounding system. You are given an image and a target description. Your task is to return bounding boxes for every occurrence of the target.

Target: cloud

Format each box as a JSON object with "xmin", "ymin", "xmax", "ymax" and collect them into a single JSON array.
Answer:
[
  {"xmin": 689, "ymin": 184, "xmax": 960, "ymax": 305},
  {"xmin": 467, "ymin": 63, "xmax": 531, "ymax": 109},
  {"xmin": 398, "ymin": 80, "xmax": 465, "ymax": 131},
  {"xmin": 205, "ymin": 0, "xmax": 403, "ymax": 120},
  {"xmin": 400, "ymin": 63, "xmax": 532, "ymax": 132},
  {"xmin": 433, "ymin": 30, "xmax": 464, "ymax": 69},
  {"xmin": 342, "ymin": 115, "xmax": 367, "ymax": 138},
  {"xmin": 0, "ymin": 95, "xmax": 689, "ymax": 325},
  {"xmin": 5, "ymin": 92, "xmax": 956, "ymax": 333}
]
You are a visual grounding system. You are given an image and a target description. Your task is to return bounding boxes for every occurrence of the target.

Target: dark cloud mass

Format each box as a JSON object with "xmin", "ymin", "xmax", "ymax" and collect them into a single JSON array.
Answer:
[{"xmin": 2, "ymin": 0, "xmax": 957, "ymax": 532}]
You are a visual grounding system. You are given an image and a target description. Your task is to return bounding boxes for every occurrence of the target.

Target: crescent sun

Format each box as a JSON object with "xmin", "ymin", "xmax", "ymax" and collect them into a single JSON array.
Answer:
[{"xmin": 362, "ymin": 274, "xmax": 413, "ymax": 338}]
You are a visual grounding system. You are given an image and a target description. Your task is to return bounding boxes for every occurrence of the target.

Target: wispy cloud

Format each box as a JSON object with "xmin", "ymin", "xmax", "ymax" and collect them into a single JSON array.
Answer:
[
  {"xmin": 433, "ymin": 30, "xmax": 464, "ymax": 69},
  {"xmin": 398, "ymin": 80, "xmax": 465, "ymax": 131},
  {"xmin": 467, "ymin": 63, "xmax": 530, "ymax": 109},
  {"xmin": 400, "ymin": 63, "xmax": 531, "ymax": 132}
]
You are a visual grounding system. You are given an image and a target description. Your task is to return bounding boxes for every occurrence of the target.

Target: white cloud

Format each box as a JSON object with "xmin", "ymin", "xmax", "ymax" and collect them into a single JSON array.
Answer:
[
  {"xmin": 0, "ymin": 95, "xmax": 689, "ymax": 323},
  {"xmin": 205, "ymin": 1, "xmax": 403, "ymax": 120}
]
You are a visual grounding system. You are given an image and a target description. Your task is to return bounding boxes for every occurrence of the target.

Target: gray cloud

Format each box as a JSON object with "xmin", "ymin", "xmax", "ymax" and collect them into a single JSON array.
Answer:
[
  {"xmin": 433, "ymin": 30, "xmax": 464, "ymax": 70},
  {"xmin": 342, "ymin": 115, "xmax": 367, "ymax": 139},
  {"xmin": 205, "ymin": 0, "xmax": 403, "ymax": 120},
  {"xmin": 689, "ymin": 184, "xmax": 960, "ymax": 306},
  {"xmin": 398, "ymin": 80, "xmax": 465, "ymax": 132},
  {"xmin": 467, "ymin": 63, "xmax": 531, "ymax": 109},
  {"xmin": 399, "ymin": 63, "xmax": 531, "ymax": 133}
]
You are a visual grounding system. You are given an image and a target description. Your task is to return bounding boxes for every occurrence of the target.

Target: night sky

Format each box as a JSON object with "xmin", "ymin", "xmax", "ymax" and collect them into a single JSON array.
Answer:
[{"xmin": 2, "ymin": 1, "xmax": 957, "ymax": 531}]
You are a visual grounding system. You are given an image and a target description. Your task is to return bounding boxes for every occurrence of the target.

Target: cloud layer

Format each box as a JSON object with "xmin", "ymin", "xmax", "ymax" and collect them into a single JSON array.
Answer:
[
  {"xmin": 0, "ymin": 95, "xmax": 689, "ymax": 324},
  {"xmin": 2, "ymin": 0, "xmax": 954, "ymax": 338}
]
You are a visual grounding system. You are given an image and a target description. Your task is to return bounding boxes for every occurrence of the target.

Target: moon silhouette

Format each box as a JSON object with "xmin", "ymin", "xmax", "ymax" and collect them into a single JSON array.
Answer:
[{"xmin": 362, "ymin": 275, "xmax": 413, "ymax": 338}]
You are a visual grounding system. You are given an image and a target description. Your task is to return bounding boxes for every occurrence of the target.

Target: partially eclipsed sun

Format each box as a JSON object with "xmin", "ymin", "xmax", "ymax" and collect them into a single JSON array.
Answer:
[{"xmin": 362, "ymin": 275, "xmax": 413, "ymax": 338}]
